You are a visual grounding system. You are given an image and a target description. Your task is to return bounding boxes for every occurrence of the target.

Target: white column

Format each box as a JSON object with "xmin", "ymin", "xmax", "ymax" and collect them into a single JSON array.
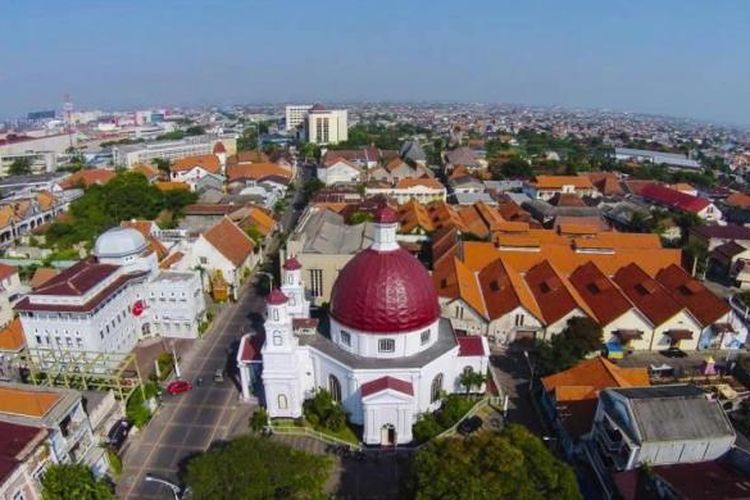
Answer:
[{"xmin": 239, "ymin": 364, "xmax": 251, "ymax": 401}]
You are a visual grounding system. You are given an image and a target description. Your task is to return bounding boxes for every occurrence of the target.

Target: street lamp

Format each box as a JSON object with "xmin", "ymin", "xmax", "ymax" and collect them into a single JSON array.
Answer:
[{"xmin": 144, "ymin": 474, "xmax": 182, "ymax": 500}]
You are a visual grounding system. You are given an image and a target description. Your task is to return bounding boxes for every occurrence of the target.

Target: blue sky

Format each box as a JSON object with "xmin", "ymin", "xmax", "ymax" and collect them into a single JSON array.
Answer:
[{"xmin": 1, "ymin": 0, "xmax": 748, "ymax": 124}]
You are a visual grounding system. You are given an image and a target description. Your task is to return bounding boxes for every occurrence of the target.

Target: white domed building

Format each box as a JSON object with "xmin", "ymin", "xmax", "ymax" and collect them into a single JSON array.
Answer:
[
  {"xmin": 16, "ymin": 227, "xmax": 206, "ymax": 358},
  {"xmin": 237, "ymin": 207, "xmax": 489, "ymax": 446}
]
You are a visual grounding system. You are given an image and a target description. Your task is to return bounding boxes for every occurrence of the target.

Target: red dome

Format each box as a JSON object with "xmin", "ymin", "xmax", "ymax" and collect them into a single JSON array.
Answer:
[
  {"xmin": 283, "ymin": 256, "xmax": 302, "ymax": 271},
  {"xmin": 266, "ymin": 289, "xmax": 288, "ymax": 305},
  {"xmin": 374, "ymin": 205, "xmax": 399, "ymax": 224},
  {"xmin": 213, "ymin": 142, "xmax": 226, "ymax": 154},
  {"xmin": 330, "ymin": 248, "xmax": 439, "ymax": 333}
]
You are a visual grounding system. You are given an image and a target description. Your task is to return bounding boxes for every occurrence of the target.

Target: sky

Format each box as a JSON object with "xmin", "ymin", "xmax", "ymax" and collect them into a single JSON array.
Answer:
[{"xmin": 1, "ymin": 0, "xmax": 749, "ymax": 124}]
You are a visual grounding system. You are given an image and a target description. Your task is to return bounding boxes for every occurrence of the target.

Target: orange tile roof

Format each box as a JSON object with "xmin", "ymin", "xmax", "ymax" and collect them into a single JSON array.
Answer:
[
  {"xmin": 398, "ymin": 200, "xmax": 435, "ymax": 233},
  {"xmin": 0, "ymin": 263, "xmax": 16, "ymax": 282},
  {"xmin": 202, "ymin": 218, "xmax": 255, "ymax": 267},
  {"xmin": 495, "ymin": 221, "xmax": 530, "ymax": 232},
  {"xmin": 154, "ymin": 181, "xmax": 190, "ymax": 191},
  {"xmin": 239, "ymin": 207, "xmax": 276, "ymax": 236},
  {"xmin": 478, "ymin": 258, "xmax": 543, "ymax": 321},
  {"xmin": 542, "ymin": 357, "xmax": 649, "ymax": 397},
  {"xmin": 726, "ymin": 192, "xmax": 750, "ymax": 210},
  {"xmin": 533, "ymin": 175, "xmax": 594, "ymax": 190},
  {"xmin": 35, "ymin": 191, "xmax": 55, "ymax": 211},
  {"xmin": 59, "ymin": 169, "xmax": 116, "ymax": 189},
  {"xmin": 233, "ymin": 150, "xmax": 270, "ymax": 163},
  {"xmin": 159, "ymin": 251, "xmax": 185, "ymax": 270},
  {"xmin": 171, "ymin": 154, "xmax": 221, "ymax": 174},
  {"xmin": 0, "ymin": 319, "xmax": 25, "ymax": 352},
  {"xmin": 120, "ymin": 220, "xmax": 155, "ymax": 238},
  {"xmin": 433, "ymin": 257, "xmax": 486, "ymax": 317},
  {"xmin": 0, "ymin": 206, "xmax": 14, "ymax": 229},
  {"xmin": 227, "ymin": 162, "xmax": 292, "ymax": 182},
  {"xmin": 558, "ymin": 223, "xmax": 599, "ymax": 236},
  {"xmin": 524, "ymin": 260, "xmax": 588, "ymax": 324},
  {"xmin": 30, "ymin": 267, "xmax": 57, "ymax": 289},
  {"xmin": 0, "ymin": 386, "xmax": 61, "ymax": 417},
  {"xmin": 132, "ymin": 163, "xmax": 160, "ymax": 179}
]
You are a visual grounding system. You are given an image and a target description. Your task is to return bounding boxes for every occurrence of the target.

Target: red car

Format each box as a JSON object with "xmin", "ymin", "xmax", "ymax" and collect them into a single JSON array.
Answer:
[{"xmin": 166, "ymin": 379, "xmax": 192, "ymax": 395}]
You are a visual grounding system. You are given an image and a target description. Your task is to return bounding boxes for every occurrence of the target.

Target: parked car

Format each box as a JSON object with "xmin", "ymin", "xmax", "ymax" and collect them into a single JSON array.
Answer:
[
  {"xmin": 106, "ymin": 418, "xmax": 130, "ymax": 452},
  {"xmin": 213, "ymin": 369, "xmax": 225, "ymax": 383},
  {"xmin": 457, "ymin": 416, "xmax": 483, "ymax": 436},
  {"xmin": 661, "ymin": 347, "xmax": 688, "ymax": 359},
  {"xmin": 166, "ymin": 379, "xmax": 193, "ymax": 395}
]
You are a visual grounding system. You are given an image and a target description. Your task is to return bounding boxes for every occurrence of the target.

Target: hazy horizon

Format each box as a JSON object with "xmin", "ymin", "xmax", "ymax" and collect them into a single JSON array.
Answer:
[{"xmin": 2, "ymin": 0, "xmax": 748, "ymax": 125}]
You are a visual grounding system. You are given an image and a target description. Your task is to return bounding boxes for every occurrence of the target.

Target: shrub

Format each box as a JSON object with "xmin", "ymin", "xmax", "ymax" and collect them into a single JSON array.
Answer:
[
  {"xmin": 106, "ymin": 449, "xmax": 122, "ymax": 477},
  {"xmin": 303, "ymin": 389, "xmax": 346, "ymax": 431},
  {"xmin": 249, "ymin": 408, "xmax": 268, "ymax": 433},
  {"xmin": 126, "ymin": 382, "xmax": 159, "ymax": 428},
  {"xmin": 156, "ymin": 352, "xmax": 173, "ymax": 381}
]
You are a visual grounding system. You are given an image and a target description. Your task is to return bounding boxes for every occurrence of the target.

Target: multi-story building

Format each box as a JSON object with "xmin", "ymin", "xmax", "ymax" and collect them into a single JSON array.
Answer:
[
  {"xmin": 112, "ymin": 135, "xmax": 236, "ymax": 169},
  {"xmin": 365, "ymin": 178, "xmax": 447, "ymax": 204},
  {"xmin": 0, "ymin": 133, "xmax": 73, "ymax": 177},
  {"xmin": 285, "ymin": 105, "xmax": 312, "ymax": 131},
  {"xmin": 306, "ymin": 105, "xmax": 348, "ymax": 145},
  {"xmin": 15, "ymin": 227, "xmax": 206, "ymax": 356},
  {"xmin": 0, "ymin": 421, "xmax": 49, "ymax": 500}
]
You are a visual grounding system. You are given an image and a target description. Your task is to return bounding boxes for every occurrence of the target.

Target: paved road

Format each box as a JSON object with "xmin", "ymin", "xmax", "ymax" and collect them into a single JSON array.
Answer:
[{"xmin": 117, "ymin": 282, "xmax": 264, "ymax": 499}]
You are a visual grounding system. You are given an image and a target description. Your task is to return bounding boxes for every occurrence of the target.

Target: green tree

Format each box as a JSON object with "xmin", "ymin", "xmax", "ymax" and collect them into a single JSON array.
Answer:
[
  {"xmin": 185, "ymin": 436, "xmax": 331, "ymax": 500},
  {"xmin": 408, "ymin": 424, "xmax": 580, "ymax": 499},
  {"xmin": 348, "ymin": 211, "xmax": 374, "ymax": 225},
  {"xmin": 303, "ymin": 388, "xmax": 347, "ymax": 431},
  {"xmin": 153, "ymin": 158, "xmax": 171, "ymax": 174},
  {"xmin": 41, "ymin": 463, "xmax": 113, "ymax": 500},
  {"xmin": 534, "ymin": 317, "xmax": 603, "ymax": 376},
  {"xmin": 491, "ymin": 157, "xmax": 533, "ymax": 179},
  {"xmin": 185, "ymin": 125, "xmax": 206, "ymax": 136},
  {"xmin": 458, "ymin": 367, "xmax": 486, "ymax": 395},
  {"xmin": 302, "ymin": 178, "xmax": 325, "ymax": 202},
  {"xmin": 8, "ymin": 157, "xmax": 32, "ymax": 176}
]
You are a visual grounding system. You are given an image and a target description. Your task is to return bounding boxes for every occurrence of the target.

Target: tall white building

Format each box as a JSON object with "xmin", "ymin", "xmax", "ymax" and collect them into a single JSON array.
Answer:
[
  {"xmin": 16, "ymin": 227, "xmax": 206, "ymax": 356},
  {"xmin": 285, "ymin": 105, "xmax": 312, "ymax": 131},
  {"xmin": 306, "ymin": 105, "xmax": 348, "ymax": 145},
  {"xmin": 112, "ymin": 135, "xmax": 236, "ymax": 168}
]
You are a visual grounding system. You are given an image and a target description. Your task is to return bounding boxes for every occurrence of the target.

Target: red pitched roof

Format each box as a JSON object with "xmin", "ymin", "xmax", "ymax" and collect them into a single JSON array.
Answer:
[
  {"xmin": 457, "ymin": 336, "xmax": 486, "ymax": 357},
  {"xmin": 238, "ymin": 334, "xmax": 263, "ymax": 363},
  {"xmin": 568, "ymin": 261, "xmax": 633, "ymax": 326},
  {"xmin": 524, "ymin": 260, "xmax": 582, "ymax": 324},
  {"xmin": 31, "ymin": 259, "xmax": 118, "ymax": 296},
  {"xmin": 171, "ymin": 154, "xmax": 221, "ymax": 174},
  {"xmin": 202, "ymin": 218, "xmax": 255, "ymax": 267},
  {"xmin": 59, "ymin": 169, "xmax": 116, "ymax": 189},
  {"xmin": 0, "ymin": 263, "xmax": 17, "ymax": 283},
  {"xmin": 613, "ymin": 263, "xmax": 684, "ymax": 326},
  {"xmin": 361, "ymin": 376, "xmax": 414, "ymax": 397},
  {"xmin": 0, "ymin": 421, "xmax": 46, "ymax": 484},
  {"xmin": 641, "ymin": 184, "xmax": 711, "ymax": 213},
  {"xmin": 655, "ymin": 264, "xmax": 730, "ymax": 327}
]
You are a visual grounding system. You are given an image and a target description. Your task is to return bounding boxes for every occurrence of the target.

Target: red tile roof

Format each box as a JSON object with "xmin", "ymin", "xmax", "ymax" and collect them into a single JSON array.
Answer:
[
  {"xmin": 238, "ymin": 334, "xmax": 263, "ymax": 363},
  {"xmin": 568, "ymin": 262, "xmax": 633, "ymax": 326},
  {"xmin": 59, "ymin": 169, "xmax": 116, "ymax": 189},
  {"xmin": 524, "ymin": 260, "xmax": 582, "ymax": 324},
  {"xmin": 360, "ymin": 376, "xmax": 414, "ymax": 397},
  {"xmin": 0, "ymin": 263, "xmax": 17, "ymax": 283},
  {"xmin": 656, "ymin": 264, "xmax": 730, "ymax": 327},
  {"xmin": 641, "ymin": 184, "xmax": 711, "ymax": 213},
  {"xmin": 202, "ymin": 218, "xmax": 255, "ymax": 267},
  {"xmin": 31, "ymin": 259, "xmax": 119, "ymax": 296},
  {"xmin": 613, "ymin": 263, "xmax": 683, "ymax": 326},
  {"xmin": 0, "ymin": 421, "xmax": 46, "ymax": 483},
  {"xmin": 456, "ymin": 336, "xmax": 486, "ymax": 357},
  {"xmin": 171, "ymin": 154, "xmax": 221, "ymax": 174}
]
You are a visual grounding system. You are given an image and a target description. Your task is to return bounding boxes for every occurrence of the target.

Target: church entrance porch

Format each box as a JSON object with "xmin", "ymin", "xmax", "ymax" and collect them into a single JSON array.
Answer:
[
  {"xmin": 361, "ymin": 376, "xmax": 415, "ymax": 446},
  {"xmin": 380, "ymin": 424, "xmax": 397, "ymax": 446}
]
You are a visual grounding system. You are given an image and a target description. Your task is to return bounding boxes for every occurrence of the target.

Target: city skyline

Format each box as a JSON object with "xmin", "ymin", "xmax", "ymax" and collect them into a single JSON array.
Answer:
[{"xmin": 1, "ymin": 1, "xmax": 749, "ymax": 125}]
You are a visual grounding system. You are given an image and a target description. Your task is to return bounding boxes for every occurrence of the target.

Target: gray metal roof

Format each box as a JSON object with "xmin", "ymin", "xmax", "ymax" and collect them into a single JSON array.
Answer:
[
  {"xmin": 615, "ymin": 148, "xmax": 701, "ymax": 169},
  {"xmin": 298, "ymin": 318, "xmax": 457, "ymax": 370},
  {"xmin": 297, "ymin": 209, "xmax": 374, "ymax": 254},
  {"xmin": 604, "ymin": 384, "xmax": 735, "ymax": 444},
  {"xmin": 454, "ymin": 192, "xmax": 496, "ymax": 205}
]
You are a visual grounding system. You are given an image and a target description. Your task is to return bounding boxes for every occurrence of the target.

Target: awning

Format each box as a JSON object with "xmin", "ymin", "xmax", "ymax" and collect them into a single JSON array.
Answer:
[
  {"xmin": 713, "ymin": 323, "xmax": 734, "ymax": 334},
  {"xmin": 615, "ymin": 329, "xmax": 643, "ymax": 341},
  {"xmin": 667, "ymin": 329, "xmax": 693, "ymax": 341}
]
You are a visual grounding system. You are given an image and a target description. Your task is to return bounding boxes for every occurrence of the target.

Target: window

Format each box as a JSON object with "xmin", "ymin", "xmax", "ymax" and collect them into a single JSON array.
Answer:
[
  {"xmin": 340, "ymin": 331, "xmax": 351, "ymax": 346},
  {"xmin": 329, "ymin": 374, "xmax": 342, "ymax": 403},
  {"xmin": 431, "ymin": 374, "xmax": 443, "ymax": 403},
  {"xmin": 273, "ymin": 333, "xmax": 282, "ymax": 346},
  {"xmin": 35, "ymin": 335, "xmax": 42, "ymax": 345},
  {"xmin": 420, "ymin": 329, "xmax": 430, "ymax": 345},
  {"xmin": 454, "ymin": 305, "xmax": 464, "ymax": 320},
  {"xmin": 272, "ymin": 309, "xmax": 279, "ymax": 321},
  {"xmin": 514, "ymin": 314, "xmax": 525, "ymax": 327},
  {"xmin": 12, "ymin": 490, "xmax": 25, "ymax": 500},
  {"xmin": 199, "ymin": 256, "xmax": 208, "ymax": 265},
  {"xmin": 378, "ymin": 338, "xmax": 395, "ymax": 353},
  {"xmin": 309, "ymin": 269, "xmax": 324, "ymax": 298},
  {"xmin": 277, "ymin": 394, "xmax": 288, "ymax": 410}
]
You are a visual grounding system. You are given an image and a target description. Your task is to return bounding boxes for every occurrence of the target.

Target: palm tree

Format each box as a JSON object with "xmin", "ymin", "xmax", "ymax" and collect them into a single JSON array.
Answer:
[{"xmin": 459, "ymin": 368, "xmax": 486, "ymax": 396}]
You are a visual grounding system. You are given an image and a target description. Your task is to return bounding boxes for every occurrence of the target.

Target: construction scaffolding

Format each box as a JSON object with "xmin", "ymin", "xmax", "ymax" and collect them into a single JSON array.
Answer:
[{"xmin": 21, "ymin": 347, "xmax": 145, "ymax": 401}]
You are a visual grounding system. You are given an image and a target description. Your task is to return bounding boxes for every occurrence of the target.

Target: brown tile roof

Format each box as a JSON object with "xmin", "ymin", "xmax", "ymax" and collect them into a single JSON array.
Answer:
[
  {"xmin": 533, "ymin": 175, "xmax": 594, "ymax": 190},
  {"xmin": 171, "ymin": 154, "xmax": 221, "ymax": 174},
  {"xmin": 227, "ymin": 162, "xmax": 292, "ymax": 182},
  {"xmin": 587, "ymin": 172, "xmax": 624, "ymax": 196},
  {"xmin": 0, "ymin": 319, "xmax": 25, "ymax": 352},
  {"xmin": 59, "ymin": 169, "xmax": 116, "ymax": 189},
  {"xmin": 569, "ymin": 262, "xmax": 633, "ymax": 326},
  {"xmin": 236, "ymin": 207, "xmax": 276, "ymax": 236},
  {"xmin": 0, "ymin": 263, "xmax": 17, "ymax": 283},
  {"xmin": 395, "ymin": 178, "xmax": 444, "ymax": 190},
  {"xmin": 655, "ymin": 264, "xmax": 730, "ymax": 327},
  {"xmin": 35, "ymin": 191, "xmax": 55, "ymax": 211},
  {"xmin": 233, "ymin": 150, "xmax": 270, "ymax": 163},
  {"xmin": 549, "ymin": 193, "xmax": 587, "ymax": 207},
  {"xmin": 120, "ymin": 219, "xmax": 156, "ymax": 238},
  {"xmin": 725, "ymin": 191, "xmax": 750, "ymax": 210},
  {"xmin": 159, "ymin": 251, "xmax": 185, "ymax": 270},
  {"xmin": 31, "ymin": 259, "xmax": 119, "ymax": 297},
  {"xmin": 154, "ymin": 181, "xmax": 190, "ymax": 191},
  {"xmin": 202, "ymin": 218, "xmax": 255, "ymax": 267},
  {"xmin": 132, "ymin": 163, "xmax": 160, "ymax": 180},
  {"xmin": 524, "ymin": 260, "xmax": 585, "ymax": 324},
  {"xmin": 0, "ymin": 386, "xmax": 61, "ymax": 418},
  {"xmin": 613, "ymin": 263, "xmax": 684, "ymax": 326},
  {"xmin": 542, "ymin": 357, "xmax": 649, "ymax": 395},
  {"xmin": 29, "ymin": 267, "xmax": 58, "ymax": 289}
]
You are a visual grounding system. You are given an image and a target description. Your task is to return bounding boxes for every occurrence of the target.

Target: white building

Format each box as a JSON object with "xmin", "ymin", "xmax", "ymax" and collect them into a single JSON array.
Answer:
[
  {"xmin": 238, "ymin": 206, "xmax": 489, "ymax": 446},
  {"xmin": 16, "ymin": 228, "xmax": 206, "ymax": 356},
  {"xmin": 285, "ymin": 105, "xmax": 313, "ymax": 131},
  {"xmin": 365, "ymin": 178, "xmax": 447, "ymax": 204},
  {"xmin": 316, "ymin": 157, "xmax": 362, "ymax": 186},
  {"xmin": 112, "ymin": 135, "xmax": 236, "ymax": 169},
  {"xmin": 306, "ymin": 105, "xmax": 348, "ymax": 145}
]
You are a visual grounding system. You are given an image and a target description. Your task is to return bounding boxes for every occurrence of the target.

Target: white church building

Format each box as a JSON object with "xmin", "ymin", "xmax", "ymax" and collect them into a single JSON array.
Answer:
[{"xmin": 237, "ymin": 206, "xmax": 489, "ymax": 446}]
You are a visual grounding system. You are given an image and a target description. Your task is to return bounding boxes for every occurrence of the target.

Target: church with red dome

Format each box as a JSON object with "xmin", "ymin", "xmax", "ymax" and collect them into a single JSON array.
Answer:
[{"xmin": 237, "ymin": 206, "xmax": 489, "ymax": 445}]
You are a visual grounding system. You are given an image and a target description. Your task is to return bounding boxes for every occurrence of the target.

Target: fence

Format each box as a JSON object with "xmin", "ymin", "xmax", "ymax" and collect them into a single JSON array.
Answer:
[{"xmin": 268, "ymin": 422, "xmax": 359, "ymax": 449}]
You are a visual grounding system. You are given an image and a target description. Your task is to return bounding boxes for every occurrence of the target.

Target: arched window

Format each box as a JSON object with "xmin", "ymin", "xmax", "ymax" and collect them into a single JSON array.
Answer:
[
  {"xmin": 329, "ymin": 374, "xmax": 342, "ymax": 403},
  {"xmin": 277, "ymin": 394, "xmax": 288, "ymax": 410},
  {"xmin": 431, "ymin": 373, "xmax": 443, "ymax": 403}
]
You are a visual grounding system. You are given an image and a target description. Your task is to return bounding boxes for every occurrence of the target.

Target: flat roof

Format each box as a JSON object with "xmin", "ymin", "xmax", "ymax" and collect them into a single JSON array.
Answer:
[{"xmin": 151, "ymin": 271, "xmax": 196, "ymax": 282}]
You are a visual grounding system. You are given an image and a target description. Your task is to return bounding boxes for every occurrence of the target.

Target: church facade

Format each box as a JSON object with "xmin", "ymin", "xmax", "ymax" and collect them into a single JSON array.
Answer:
[{"xmin": 237, "ymin": 206, "xmax": 489, "ymax": 446}]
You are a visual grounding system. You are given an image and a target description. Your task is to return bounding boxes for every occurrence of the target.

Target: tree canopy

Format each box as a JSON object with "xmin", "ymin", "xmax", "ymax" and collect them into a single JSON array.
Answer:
[
  {"xmin": 534, "ymin": 317, "xmax": 603, "ymax": 376},
  {"xmin": 41, "ymin": 463, "xmax": 113, "ymax": 500},
  {"xmin": 185, "ymin": 436, "xmax": 332, "ymax": 500},
  {"xmin": 8, "ymin": 157, "xmax": 32, "ymax": 176},
  {"xmin": 46, "ymin": 171, "xmax": 197, "ymax": 249},
  {"xmin": 409, "ymin": 424, "xmax": 580, "ymax": 499}
]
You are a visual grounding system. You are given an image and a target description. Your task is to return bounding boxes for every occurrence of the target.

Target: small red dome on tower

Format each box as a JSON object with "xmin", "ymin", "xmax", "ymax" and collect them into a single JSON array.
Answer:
[
  {"xmin": 283, "ymin": 256, "xmax": 302, "ymax": 271},
  {"xmin": 374, "ymin": 205, "xmax": 399, "ymax": 224},
  {"xmin": 213, "ymin": 142, "xmax": 226, "ymax": 154},
  {"xmin": 266, "ymin": 288, "xmax": 288, "ymax": 305}
]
